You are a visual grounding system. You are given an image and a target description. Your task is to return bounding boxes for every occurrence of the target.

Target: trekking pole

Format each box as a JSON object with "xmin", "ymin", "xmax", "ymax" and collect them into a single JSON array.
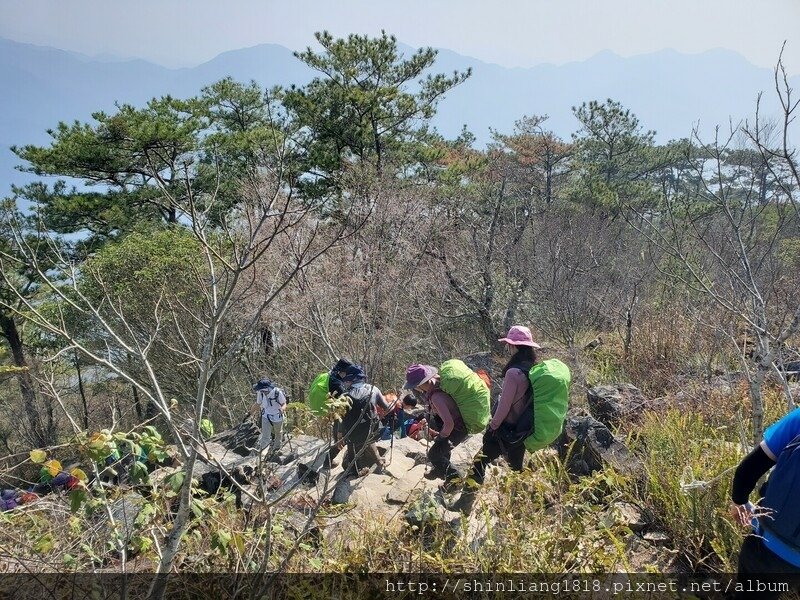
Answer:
[{"xmin": 387, "ymin": 412, "xmax": 396, "ymax": 467}]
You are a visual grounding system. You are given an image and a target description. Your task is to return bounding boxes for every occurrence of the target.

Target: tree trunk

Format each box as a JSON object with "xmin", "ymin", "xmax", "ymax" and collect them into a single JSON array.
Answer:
[
  {"xmin": 749, "ymin": 366, "xmax": 768, "ymax": 444},
  {"xmin": 74, "ymin": 350, "xmax": 90, "ymax": 430},
  {"xmin": 0, "ymin": 312, "xmax": 49, "ymax": 447}
]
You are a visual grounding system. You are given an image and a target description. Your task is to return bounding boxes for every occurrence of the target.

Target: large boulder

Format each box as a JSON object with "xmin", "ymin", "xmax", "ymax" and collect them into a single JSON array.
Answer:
[
  {"xmin": 207, "ymin": 419, "xmax": 261, "ymax": 456},
  {"xmin": 195, "ymin": 434, "xmax": 329, "ymax": 503},
  {"xmin": 555, "ymin": 409, "xmax": 640, "ymax": 476},
  {"xmin": 587, "ymin": 383, "xmax": 650, "ymax": 429}
]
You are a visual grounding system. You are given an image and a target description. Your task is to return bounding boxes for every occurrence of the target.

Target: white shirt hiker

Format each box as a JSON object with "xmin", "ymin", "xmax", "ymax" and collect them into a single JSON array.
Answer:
[
  {"xmin": 254, "ymin": 386, "xmax": 287, "ymax": 454},
  {"xmin": 257, "ymin": 387, "xmax": 287, "ymax": 421}
]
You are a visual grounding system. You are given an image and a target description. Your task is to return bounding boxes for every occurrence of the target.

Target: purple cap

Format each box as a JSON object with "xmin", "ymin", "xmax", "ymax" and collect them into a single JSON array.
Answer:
[
  {"xmin": 497, "ymin": 325, "xmax": 541, "ymax": 348},
  {"xmin": 403, "ymin": 364, "xmax": 438, "ymax": 389}
]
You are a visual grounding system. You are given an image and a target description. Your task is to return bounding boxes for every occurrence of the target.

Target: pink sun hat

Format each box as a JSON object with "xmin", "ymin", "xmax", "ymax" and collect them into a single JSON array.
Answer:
[{"xmin": 497, "ymin": 325, "xmax": 542, "ymax": 348}]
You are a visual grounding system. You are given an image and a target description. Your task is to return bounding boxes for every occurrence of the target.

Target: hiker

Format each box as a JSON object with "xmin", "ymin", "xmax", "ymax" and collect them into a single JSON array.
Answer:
[
  {"xmin": 730, "ymin": 408, "xmax": 800, "ymax": 598},
  {"xmin": 249, "ymin": 377, "xmax": 287, "ymax": 456},
  {"xmin": 336, "ymin": 364, "xmax": 392, "ymax": 476},
  {"xmin": 404, "ymin": 362, "xmax": 484, "ymax": 491},
  {"xmin": 452, "ymin": 326, "xmax": 540, "ymax": 511},
  {"xmin": 308, "ymin": 357, "xmax": 355, "ymax": 417}
]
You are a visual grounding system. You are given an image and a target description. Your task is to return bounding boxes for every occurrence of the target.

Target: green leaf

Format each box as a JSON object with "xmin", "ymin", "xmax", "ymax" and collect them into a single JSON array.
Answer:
[
  {"xmin": 33, "ymin": 534, "xmax": 55, "ymax": 553},
  {"xmin": 212, "ymin": 529, "xmax": 232, "ymax": 554},
  {"xmin": 69, "ymin": 489, "xmax": 87, "ymax": 513},
  {"xmin": 167, "ymin": 471, "xmax": 185, "ymax": 493},
  {"xmin": 29, "ymin": 449, "xmax": 47, "ymax": 464},
  {"xmin": 130, "ymin": 461, "xmax": 149, "ymax": 484},
  {"xmin": 200, "ymin": 418, "xmax": 215, "ymax": 439}
]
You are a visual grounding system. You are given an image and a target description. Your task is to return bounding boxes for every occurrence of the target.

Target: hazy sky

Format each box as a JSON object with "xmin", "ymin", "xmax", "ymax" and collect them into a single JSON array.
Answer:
[{"xmin": 1, "ymin": 0, "xmax": 798, "ymax": 73}]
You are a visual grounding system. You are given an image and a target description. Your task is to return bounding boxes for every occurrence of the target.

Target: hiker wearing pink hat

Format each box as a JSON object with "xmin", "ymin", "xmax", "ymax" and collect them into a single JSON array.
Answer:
[
  {"xmin": 496, "ymin": 325, "xmax": 542, "ymax": 348},
  {"xmin": 404, "ymin": 363, "xmax": 469, "ymax": 491},
  {"xmin": 452, "ymin": 325, "xmax": 542, "ymax": 513}
]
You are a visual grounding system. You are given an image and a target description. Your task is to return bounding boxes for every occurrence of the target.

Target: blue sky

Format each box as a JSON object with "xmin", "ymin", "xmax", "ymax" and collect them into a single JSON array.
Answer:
[{"xmin": 1, "ymin": 0, "xmax": 798, "ymax": 73}]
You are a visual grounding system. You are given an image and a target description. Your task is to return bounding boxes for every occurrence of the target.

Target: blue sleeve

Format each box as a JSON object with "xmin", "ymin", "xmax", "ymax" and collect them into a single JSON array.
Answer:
[{"xmin": 763, "ymin": 408, "xmax": 800, "ymax": 457}]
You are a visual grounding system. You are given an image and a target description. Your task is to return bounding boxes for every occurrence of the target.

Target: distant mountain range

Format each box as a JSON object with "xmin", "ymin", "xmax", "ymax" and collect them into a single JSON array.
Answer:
[{"xmin": 2, "ymin": 36, "xmax": 797, "ymax": 194}]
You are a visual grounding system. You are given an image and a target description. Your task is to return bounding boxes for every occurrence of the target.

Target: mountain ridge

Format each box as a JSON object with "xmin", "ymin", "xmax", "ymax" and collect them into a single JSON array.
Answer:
[{"xmin": 2, "ymin": 36, "xmax": 796, "ymax": 194}]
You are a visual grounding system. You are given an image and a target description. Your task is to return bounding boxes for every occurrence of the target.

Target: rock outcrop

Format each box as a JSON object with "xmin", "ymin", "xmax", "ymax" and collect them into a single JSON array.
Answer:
[
  {"xmin": 556, "ymin": 409, "xmax": 641, "ymax": 476},
  {"xmin": 587, "ymin": 383, "xmax": 651, "ymax": 429}
]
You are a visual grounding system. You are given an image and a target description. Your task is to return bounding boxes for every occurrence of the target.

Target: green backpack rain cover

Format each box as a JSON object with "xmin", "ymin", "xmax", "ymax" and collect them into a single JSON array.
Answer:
[
  {"xmin": 523, "ymin": 359, "xmax": 571, "ymax": 452},
  {"xmin": 438, "ymin": 359, "xmax": 491, "ymax": 434},
  {"xmin": 308, "ymin": 372, "xmax": 330, "ymax": 417}
]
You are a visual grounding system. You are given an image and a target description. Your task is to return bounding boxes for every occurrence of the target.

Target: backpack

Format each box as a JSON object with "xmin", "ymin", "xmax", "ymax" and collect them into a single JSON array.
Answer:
[
  {"xmin": 518, "ymin": 359, "xmax": 571, "ymax": 452},
  {"xmin": 438, "ymin": 359, "xmax": 491, "ymax": 434},
  {"xmin": 308, "ymin": 372, "xmax": 330, "ymax": 416},
  {"xmin": 760, "ymin": 432, "xmax": 800, "ymax": 548},
  {"xmin": 341, "ymin": 383, "xmax": 379, "ymax": 436}
]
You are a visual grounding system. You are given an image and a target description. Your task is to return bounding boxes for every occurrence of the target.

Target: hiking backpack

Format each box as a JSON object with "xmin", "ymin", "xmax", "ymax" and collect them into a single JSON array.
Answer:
[
  {"xmin": 522, "ymin": 359, "xmax": 571, "ymax": 452},
  {"xmin": 308, "ymin": 372, "xmax": 330, "ymax": 416},
  {"xmin": 341, "ymin": 383, "xmax": 379, "ymax": 435},
  {"xmin": 760, "ymin": 432, "xmax": 800, "ymax": 548},
  {"xmin": 438, "ymin": 359, "xmax": 491, "ymax": 434}
]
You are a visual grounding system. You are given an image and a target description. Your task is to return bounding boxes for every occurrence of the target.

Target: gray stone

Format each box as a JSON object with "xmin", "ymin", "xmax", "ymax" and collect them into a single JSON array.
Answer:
[
  {"xmin": 100, "ymin": 492, "xmax": 146, "ymax": 549},
  {"xmin": 587, "ymin": 383, "xmax": 651, "ymax": 429},
  {"xmin": 331, "ymin": 479, "xmax": 354, "ymax": 505},
  {"xmin": 208, "ymin": 419, "xmax": 261, "ymax": 456},
  {"xmin": 642, "ymin": 531, "xmax": 670, "ymax": 544},
  {"xmin": 614, "ymin": 502, "xmax": 648, "ymax": 532},
  {"xmin": 556, "ymin": 409, "xmax": 641, "ymax": 476}
]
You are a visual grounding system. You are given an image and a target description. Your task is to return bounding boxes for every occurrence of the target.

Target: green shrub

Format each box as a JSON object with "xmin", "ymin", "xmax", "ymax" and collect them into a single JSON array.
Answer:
[{"xmin": 632, "ymin": 410, "xmax": 743, "ymax": 571}]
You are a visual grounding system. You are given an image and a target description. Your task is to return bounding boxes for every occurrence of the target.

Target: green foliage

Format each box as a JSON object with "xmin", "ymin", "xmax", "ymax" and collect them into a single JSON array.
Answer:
[
  {"xmin": 632, "ymin": 410, "xmax": 742, "ymax": 570},
  {"xmin": 570, "ymin": 99, "xmax": 661, "ymax": 213},
  {"xmin": 200, "ymin": 418, "xmax": 215, "ymax": 440},
  {"xmin": 284, "ymin": 30, "xmax": 470, "ymax": 203}
]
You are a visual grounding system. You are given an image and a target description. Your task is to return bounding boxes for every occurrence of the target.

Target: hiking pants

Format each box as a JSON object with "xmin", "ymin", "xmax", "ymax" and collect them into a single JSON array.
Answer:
[
  {"xmin": 470, "ymin": 429, "xmax": 526, "ymax": 485},
  {"xmin": 260, "ymin": 415, "xmax": 284, "ymax": 455},
  {"xmin": 734, "ymin": 535, "xmax": 800, "ymax": 599},
  {"xmin": 327, "ymin": 421, "xmax": 382, "ymax": 474},
  {"xmin": 428, "ymin": 428, "xmax": 469, "ymax": 483}
]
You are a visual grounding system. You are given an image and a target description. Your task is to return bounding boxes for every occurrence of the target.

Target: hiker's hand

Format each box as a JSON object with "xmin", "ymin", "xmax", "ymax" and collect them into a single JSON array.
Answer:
[
  {"xmin": 730, "ymin": 502, "xmax": 753, "ymax": 528},
  {"xmin": 337, "ymin": 440, "xmax": 345, "ymax": 450}
]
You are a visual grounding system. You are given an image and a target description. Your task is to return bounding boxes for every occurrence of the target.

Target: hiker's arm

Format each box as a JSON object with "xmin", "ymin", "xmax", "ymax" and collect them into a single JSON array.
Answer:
[
  {"xmin": 731, "ymin": 442, "xmax": 775, "ymax": 504},
  {"xmin": 730, "ymin": 442, "xmax": 775, "ymax": 526},
  {"xmin": 373, "ymin": 389, "xmax": 391, "ymax": 412},
  {"xmin": 277, "ymin": 389, "xmax": 288, "ymax": 412},
  {"xmin": 489, "ymin": 368, "xmax": 526, "ymax": 431},
  {"xmin": 430, "ymin": 392, "xmax": 454, "ymax": 438}
]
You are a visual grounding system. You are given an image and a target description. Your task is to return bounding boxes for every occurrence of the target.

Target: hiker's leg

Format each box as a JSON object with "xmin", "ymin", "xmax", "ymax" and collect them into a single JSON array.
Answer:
[
  {"xmin": 339, "ymin": 441, "xmax": 357, "ymax": 477},
  {"xmin": 271, "ymin": 420, "xmax": 284, "ymax": 454},
  {"xmin": 259, "ymin": 414, "xmax": 272, "ymax": 452},
  {"xmin": 734, "ymin": 535, "xmax": 800, "ymax": 599},
  {"xmin": 441, "ymin": 429, "xmax": 469, "ymax": 485},
  {"xmin": 471, "ymin": 431, "xmax": 504, "ymax": 485},
  {"xmin": 506, "ymin": 440, "xmax": 526, "ymax": 472},
  {"xmin": 427, "ymin": 437, "xmax": 451, "ymax": 477},
  {"xmin": 364, "ymin": 442, "xmax": 383, "ymax": 473},
  {"xmin": 325, "ymin": 422, "xmax": 342, "ymax": 468}
]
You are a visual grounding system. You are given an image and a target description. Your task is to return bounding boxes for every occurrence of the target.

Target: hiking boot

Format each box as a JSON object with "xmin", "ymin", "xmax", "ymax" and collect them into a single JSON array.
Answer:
[
  {"xmin": 424, "ymin": 468, "xmax": 446, "ymax": 481},
  {"xmin": 439, "ymin": 475, "xmax": 461, "ymax": 494}
]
